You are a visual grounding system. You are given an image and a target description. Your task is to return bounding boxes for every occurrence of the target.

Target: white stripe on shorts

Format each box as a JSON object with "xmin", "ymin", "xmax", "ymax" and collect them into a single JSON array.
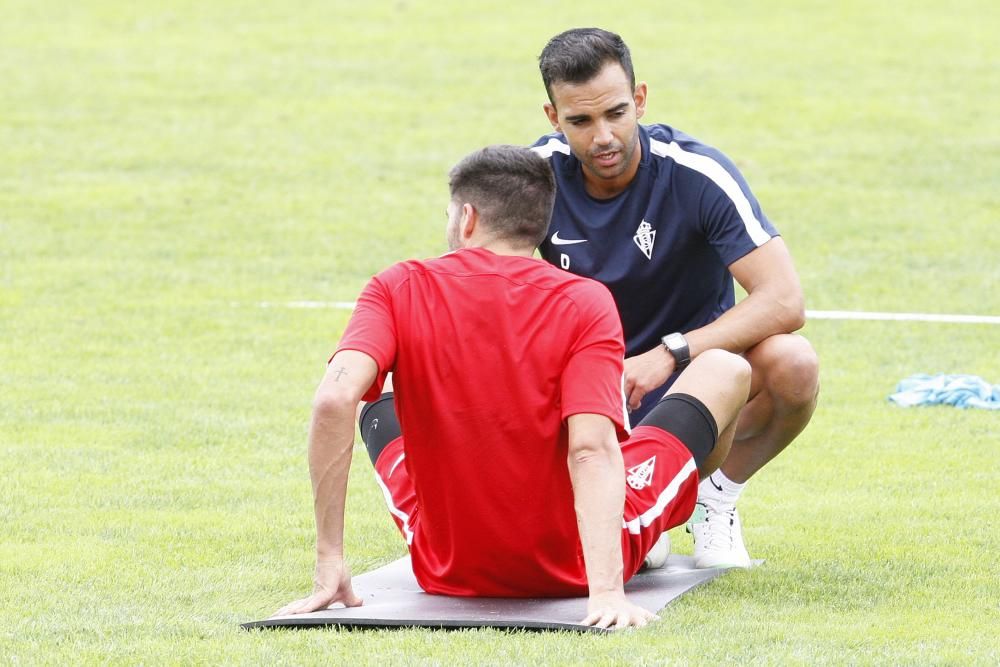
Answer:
[
  {"xmin": 622, "ymin": 457, "xmax": 698, "ymax": 535},
  {"xmin": 374, "ymin": 470, "xmax": 415, "ymax": 545}
]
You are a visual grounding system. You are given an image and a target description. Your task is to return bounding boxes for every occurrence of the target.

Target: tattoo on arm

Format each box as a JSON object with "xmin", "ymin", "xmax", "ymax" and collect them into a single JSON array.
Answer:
[{"xmin": 333, "ymin": 367, "xmax": 347, "ymax": 381}]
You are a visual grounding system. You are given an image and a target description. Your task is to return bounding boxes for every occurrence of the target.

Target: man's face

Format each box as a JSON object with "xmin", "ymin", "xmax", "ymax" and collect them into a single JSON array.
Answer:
[
  {"xmin": 544, "ymin": 62, "xmax": 646, "ymax": 198},
  {"xmin": 445, "ymin": 199, "xmax": 463, "ymax": 251}
]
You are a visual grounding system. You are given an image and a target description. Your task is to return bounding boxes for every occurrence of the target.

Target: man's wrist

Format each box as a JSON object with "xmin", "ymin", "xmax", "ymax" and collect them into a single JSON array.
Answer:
[
  {"xmin": 316, "ymin": 544, "xmax": 345, "ymax": 561},
  {"xmin": 316, "ymin": 555, "xmax": 345, "ymax": 564},
  {"xmin": 661, "ymin": 332, "xmax": 691, "ymax": 371},
  {"xmin": 588, "ymin": 588, "xmax": 628, "ymax": 608}
]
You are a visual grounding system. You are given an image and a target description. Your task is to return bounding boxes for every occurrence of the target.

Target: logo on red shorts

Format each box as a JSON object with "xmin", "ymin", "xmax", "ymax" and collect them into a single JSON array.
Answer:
[{"xmin": 626, "ymin": 456, "xmax": 656, "ymax": 490}]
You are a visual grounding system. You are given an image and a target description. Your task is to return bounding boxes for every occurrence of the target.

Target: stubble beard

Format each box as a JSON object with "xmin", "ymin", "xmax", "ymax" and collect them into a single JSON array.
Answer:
[
  {"xmin": 585, "ymin": 129, "xmax": 639, "ymax": 183},
  {"xmin": 446, "ymin": 222, "xmax": 461, "ymax": 251}
]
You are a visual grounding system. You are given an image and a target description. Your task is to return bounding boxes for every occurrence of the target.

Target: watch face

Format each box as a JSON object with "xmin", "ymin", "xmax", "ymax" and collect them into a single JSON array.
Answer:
[{"xmin": 665, "ymin": 333, "xmax": 685, "ymax": 349}]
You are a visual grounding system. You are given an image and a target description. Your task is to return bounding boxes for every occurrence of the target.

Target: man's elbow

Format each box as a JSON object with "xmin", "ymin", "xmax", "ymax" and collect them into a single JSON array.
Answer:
[
  {"xmin": 568, "ymin": 437, "xmax": 620, "ymax": 467},
  {"xmin": 784, "ymin": 301, "xmax": 806, "ymax": 332},
  {"xmin": 776, "ymin": 289, "xmax": 806, "ymax": 332},
  {"xmin": 312, "ymin": 386, "xmax": 359, "ymax": 419}
]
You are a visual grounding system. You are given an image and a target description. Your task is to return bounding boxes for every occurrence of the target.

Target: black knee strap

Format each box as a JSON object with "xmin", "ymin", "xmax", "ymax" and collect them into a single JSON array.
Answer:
[
  {"xmin": 636, "ymin": 393, "xmax": 718, "ymax": 467},
  {"xmin": 358, "ymin": 393, "xmax": 401, "ymax": 466}
]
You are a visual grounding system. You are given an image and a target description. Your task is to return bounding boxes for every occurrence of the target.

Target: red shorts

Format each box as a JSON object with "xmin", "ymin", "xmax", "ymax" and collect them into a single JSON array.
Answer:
[{"xmin": 372, "ymin": 424, "xmax": 699, "ymax": 590}]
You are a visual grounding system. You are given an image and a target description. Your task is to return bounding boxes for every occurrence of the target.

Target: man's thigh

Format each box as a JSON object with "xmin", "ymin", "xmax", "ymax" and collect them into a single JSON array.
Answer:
[
  {"xmin": 359, "ymin": 395, "xmax": 416, "ymax": 544},
  {"xmin": 368, "ymin": 436, "xmax": 417, "ymax": 545},
  {"xmin": 620, "ymin": 396, "xmax": 713, "ymax": 577},
  {"xmin": 359, "ymin": 393, "xmax": 402, "ymax": 465},
  {"xmin": 635, "ymin": 393, "xmax": 718, "ymax": 468}
]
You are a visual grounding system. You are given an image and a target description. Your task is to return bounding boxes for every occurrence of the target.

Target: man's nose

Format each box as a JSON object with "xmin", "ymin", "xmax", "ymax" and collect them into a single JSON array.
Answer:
[{"xmin": 593, "ymin": 120, "xmax": 614, "ymax": 147}]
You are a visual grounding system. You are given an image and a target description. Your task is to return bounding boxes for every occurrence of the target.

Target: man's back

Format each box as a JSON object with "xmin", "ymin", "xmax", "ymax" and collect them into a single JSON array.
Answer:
[
  {"xmin": 338, "ymin": 247, "xmax": 629, "ymax": 596},
  {"xmin": 278, "ymin": 144, "xmax": 739, "ymax": 628}
]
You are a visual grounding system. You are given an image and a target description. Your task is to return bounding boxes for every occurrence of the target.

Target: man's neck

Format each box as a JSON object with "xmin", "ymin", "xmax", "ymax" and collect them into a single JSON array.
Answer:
[{"xmin": 469, "ymin": 241, "xmax": 535, "ymax": 258}]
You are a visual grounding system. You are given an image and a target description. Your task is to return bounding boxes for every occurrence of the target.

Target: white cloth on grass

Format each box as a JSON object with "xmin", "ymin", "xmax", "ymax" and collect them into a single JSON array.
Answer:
[{"xmin": 889, "ymin": 374, "xmax": 1000, "ymax": 410}]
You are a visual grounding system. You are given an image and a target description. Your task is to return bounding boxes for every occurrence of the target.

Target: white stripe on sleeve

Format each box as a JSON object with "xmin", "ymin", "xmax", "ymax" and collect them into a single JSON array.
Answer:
[
  {"xmin": 530, "ymin": 137, "xmax": 571, "ymax": 159},
  {"xmin": 620, "ymin": 372, "xmax": 631, "ymax": 434},
  {"xmin": 649, "ymin": 138, "xmax": 772, "ymax": 246}
]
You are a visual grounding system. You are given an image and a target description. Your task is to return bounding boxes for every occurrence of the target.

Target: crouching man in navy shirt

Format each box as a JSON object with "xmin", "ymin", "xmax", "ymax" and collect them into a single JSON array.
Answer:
[{"xmin": 531, "ymin": 28, "xmax": 820, "ymax": 569}]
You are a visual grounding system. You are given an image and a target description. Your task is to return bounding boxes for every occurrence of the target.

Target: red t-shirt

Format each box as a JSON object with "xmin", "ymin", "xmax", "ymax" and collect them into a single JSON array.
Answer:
[{"xmin": 337, "ymin": 247, "xmax": 629, "ymax": 596}]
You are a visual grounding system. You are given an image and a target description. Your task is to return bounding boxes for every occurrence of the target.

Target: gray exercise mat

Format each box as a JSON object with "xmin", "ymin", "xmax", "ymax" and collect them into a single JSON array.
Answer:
[{"xmin": 243, "ymin": 554, "xmax": 746, "ymax": 634}]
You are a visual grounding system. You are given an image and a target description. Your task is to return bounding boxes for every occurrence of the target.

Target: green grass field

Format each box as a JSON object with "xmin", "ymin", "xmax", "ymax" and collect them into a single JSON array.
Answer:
[{"xmin": 2, "ymin": 1, "xmax": 998, "ymax": 664}]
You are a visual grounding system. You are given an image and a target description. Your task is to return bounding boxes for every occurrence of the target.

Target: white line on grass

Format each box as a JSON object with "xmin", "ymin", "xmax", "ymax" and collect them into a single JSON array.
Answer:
[
  {"xmin": 258, "ymin": 301, "xmax": 1000, "ymax": 325},
  {"xmin": 806, "ymin": 310, "xmax": 1000, "ymax": 324}
]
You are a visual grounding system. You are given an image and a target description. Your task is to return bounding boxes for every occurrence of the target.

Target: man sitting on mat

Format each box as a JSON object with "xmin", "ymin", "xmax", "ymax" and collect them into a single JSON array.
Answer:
[{"xmin": 276, "ymin": 145, "xmax": 750, "ymax": 630}]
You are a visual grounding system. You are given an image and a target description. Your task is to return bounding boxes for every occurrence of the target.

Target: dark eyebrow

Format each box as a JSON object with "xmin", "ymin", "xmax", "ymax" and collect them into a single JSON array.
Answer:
[{"xmin": 565, "ymin": 102, "xmax": 630, "ymax": 124}]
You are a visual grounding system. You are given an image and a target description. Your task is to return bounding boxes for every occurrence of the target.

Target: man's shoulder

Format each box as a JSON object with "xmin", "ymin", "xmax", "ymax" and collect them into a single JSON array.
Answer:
[
  {"xmin": 529, "ymin": 132, "xmax": 572, "ymax": 160},
  {"xmin": 384, "ymin": 249, "xmax": 585, "ymax": 287},
  {"xmin": 548, "ymin": 271, "xmax": 619, "ymax": 317},
  {"xmin": 510, "ymin": 254, "xmax": 610, "ymax": 298},
  {"xmin": 372, "ymin": 257, "xmax": 423, "ymax": 284},
  {"xmin": 495, "ymin": 255, "xmax": 617, "ymax": 316},
  {"xmin": 378, "ymin": 249, "xmax": 486, "ymax": 275},
  {"xmin": 376, "ymin": 250, "xmax": 614, "ymax": 309},
  {"xmin": 644, "ymin": 123, "xmax": 742, "ymax": 177},
  {"xmin": 369, "ymin": 254, "xmax": 463, "ymax": 297}
]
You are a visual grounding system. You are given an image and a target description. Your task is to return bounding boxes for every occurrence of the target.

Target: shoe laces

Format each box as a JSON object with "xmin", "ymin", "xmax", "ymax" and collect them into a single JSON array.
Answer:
[{"xmin": 701, "ymin": 503, "xmax": 738, "ymax": 549}]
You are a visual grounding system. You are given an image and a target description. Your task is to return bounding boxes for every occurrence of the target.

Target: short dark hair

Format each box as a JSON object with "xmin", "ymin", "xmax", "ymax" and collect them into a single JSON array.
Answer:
[
  {"xmin": 538, "ymin": 28, "xmax": 635, "ymax": 105},
  {"xmin": 448, "ymin": 145, "xmax": 556, "ymax": 249}
]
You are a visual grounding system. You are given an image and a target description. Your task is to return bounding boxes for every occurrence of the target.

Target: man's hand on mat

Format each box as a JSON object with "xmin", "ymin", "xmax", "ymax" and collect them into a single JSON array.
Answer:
[
  {"xmin": 582, "ymin": 592, "xmax": 657, "ymax": 630},
  {"xmin": 273, "ymin": 560, "xmax": 363, "ymax": 617}
]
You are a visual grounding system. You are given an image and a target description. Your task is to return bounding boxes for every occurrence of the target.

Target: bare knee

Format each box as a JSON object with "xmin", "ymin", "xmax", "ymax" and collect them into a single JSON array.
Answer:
[
  {"xmin": 693, "ymin": 349, "xmax": 752, "ymax": 396},
  {"xmin": 750, "ymin": 336, "xmax": 819, "ymax": 409}
]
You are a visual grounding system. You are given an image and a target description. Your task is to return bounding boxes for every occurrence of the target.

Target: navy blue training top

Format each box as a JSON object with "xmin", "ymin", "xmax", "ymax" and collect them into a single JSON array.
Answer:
[{"xmin": 531, "ymin": 123, "xmax": 779, "ymax": 424}]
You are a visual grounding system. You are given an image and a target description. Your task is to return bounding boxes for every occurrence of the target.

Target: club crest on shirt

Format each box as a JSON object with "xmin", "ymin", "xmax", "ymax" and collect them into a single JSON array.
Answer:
[
  {"xmin": 633, "ymin": 220, "xmax": 656, "ymax": 260},
  {"xmin": 626, "ymin": 455, "xmax": 656, "ymax": 490}
]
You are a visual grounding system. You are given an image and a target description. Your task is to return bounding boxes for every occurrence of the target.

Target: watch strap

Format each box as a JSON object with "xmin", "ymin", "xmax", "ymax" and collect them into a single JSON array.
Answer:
[{"xmin": 661, "ymin": 332, "xmax": 691, "ymax": 370}]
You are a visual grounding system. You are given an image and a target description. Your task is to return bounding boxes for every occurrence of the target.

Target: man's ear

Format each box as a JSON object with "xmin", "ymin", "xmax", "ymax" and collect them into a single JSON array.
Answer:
[
  {"xmin": 544, "ymin": 103, "xmax": 561, "ymax": 131},
  {"xmin": 634, "ymin": 81, "xmax": 648, "ymax": 121},
  {"xmin": 461, "ymin": 202, "xmax": 478, "ymax": 241}
]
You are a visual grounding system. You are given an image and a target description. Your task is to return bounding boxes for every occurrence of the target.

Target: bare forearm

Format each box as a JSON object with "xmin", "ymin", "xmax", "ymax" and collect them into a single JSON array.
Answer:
[
  {"xmin": 568, "ymin": 446, "xmax": 626, "ymax": 595},
  {"xmin": 686, "ymin": 286, "xmax": 804, "ymax": 357},
  {"xmin": 678, "ymin": 237, "xmax": 806, "ymax": 357},
  {"xmin": 308, "ymin": 400, "xmax": 356, "ymax": 560},
  {"xmin": 274, "ymin": 350, "xmax": 376, "ymax": 617},
  {"xmin": 307, "ymin": 350, "xmax": 377, "ymax": 560}
]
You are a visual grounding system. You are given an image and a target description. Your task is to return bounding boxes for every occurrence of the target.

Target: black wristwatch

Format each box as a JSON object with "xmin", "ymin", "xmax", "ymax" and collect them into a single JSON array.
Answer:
[{"xmin": 661, "ymin": 332, "xmax": 691, "ymax": 371}]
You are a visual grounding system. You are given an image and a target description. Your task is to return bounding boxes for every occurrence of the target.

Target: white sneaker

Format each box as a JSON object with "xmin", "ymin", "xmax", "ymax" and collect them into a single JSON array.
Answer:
[
  {"xmin": 641, "ymin": 532, "xmax": 671, "ymax": 570},
  {"xmin": 688, "ymin": 500, "xmax": 751, "ymax": 569}
]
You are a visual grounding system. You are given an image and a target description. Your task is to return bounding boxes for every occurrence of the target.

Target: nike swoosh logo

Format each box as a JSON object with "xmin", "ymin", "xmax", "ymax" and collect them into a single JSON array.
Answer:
[
  {"xmin": 551, "ymin": 231, "xmax": 588, "ymax": 246},
  {"xmin": 709, "ymin": 475, "xmax": 724, "ymax": 492}
]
